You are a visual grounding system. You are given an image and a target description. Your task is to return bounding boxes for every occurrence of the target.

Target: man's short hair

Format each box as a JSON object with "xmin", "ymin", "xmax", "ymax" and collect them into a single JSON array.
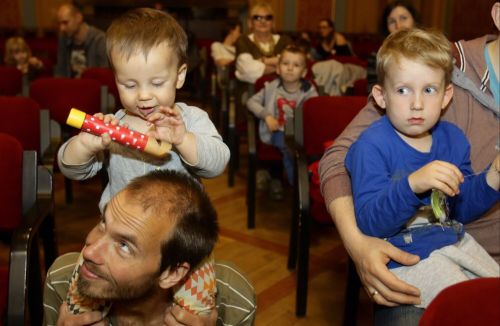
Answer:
[
  {"xmin": 376, "ymin": 28, "xmax": 453, "ymax": 85},
  {"xmin": 105, "ymin": 8, "xmax": 188, "ymax": 68},
  {"xmin": 125, "ymin": 170, "xmax": 219, "ymax": 273}
]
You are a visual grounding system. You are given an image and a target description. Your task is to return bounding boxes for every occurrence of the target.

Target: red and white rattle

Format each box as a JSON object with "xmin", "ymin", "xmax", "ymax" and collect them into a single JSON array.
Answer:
[{"xmin": 66, "ymin": 108, "xmax": 171, "ymax": 158}]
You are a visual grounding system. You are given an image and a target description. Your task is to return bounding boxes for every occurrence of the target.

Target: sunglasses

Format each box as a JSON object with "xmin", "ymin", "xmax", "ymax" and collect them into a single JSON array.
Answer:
[{"xmin": 252, "ymin": 14, "xmax": 273, "ymax": 22}]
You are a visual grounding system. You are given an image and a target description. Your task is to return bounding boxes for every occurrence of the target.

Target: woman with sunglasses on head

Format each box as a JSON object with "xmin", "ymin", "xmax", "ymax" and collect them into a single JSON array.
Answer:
[
  {"xmin": 311, "ymin": 18, "xmax": 352, "ymax": 61},
  {"xmin": 234, "ymin": 1, "xmax": 291, "ymax": 83}
]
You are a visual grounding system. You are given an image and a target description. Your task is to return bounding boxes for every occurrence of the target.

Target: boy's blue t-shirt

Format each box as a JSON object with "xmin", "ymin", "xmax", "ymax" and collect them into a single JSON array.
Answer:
[{"xmin": 346, "ymin": 116, "xmax": 499, "ymax": 267}]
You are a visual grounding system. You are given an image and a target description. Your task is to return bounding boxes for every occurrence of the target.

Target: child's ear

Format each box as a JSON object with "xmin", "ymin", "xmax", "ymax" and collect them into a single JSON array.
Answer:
[
  {"xmin": 371, "ymin": 84, "xmax": 387, "ymax": 110},
  {"xmin": 176, "ymin": 64, "xmax": 187, "ymax": 89},
  {"xmin": 158, "ymin": 262, "xmax": 190, "ymax": 289},
  {"xmin": 441, "ymin": 83, "xmax": 454, "ymax": 110}
]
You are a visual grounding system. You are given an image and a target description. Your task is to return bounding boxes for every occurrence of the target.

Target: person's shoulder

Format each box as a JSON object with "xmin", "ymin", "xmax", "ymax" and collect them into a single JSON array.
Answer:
[
  {"xmin": 435, "ymin": 120, "xmax": 467, "ymax": 140},
  {"xmin": 211, "ymin": 41, "xmax": 223, "ymax": 50},
  {"xmin": 175, "ymin": 102, "xmax": 209, "ymax": 119},
  {"xmin": 360, "ymin": 115, "xmax": 388, "ymax": 137},
  {"xmin": 47, "ymin": 252, "xmax": 80, "ymax": 280},
  {"xmin": 334, "ymin": 32, "xmax": 348, "ymax": 44}
]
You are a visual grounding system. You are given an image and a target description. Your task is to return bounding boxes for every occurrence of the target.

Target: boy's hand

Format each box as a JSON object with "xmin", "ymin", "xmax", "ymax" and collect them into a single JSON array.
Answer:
[
  {"xmin": 147, "ymin": 106, "xmax": 186, "ymax": 146},
  {"xmin": 74, "ymin": 113, "xmax": 118, "ymax": 154},
  {"xmin": 408, "ymin": 160, "xmax": 464, "ymax": 196},
  {"xmin": 265, "ymin": 115, "xmax": 280, "ymax": 132},
  {"xmin": 486, "ymin": 153, "xmax": 500, "ymax": 191}
]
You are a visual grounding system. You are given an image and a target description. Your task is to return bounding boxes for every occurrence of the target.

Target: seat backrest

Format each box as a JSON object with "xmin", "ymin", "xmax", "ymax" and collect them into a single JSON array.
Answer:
[
  {"xmin": 296, "ymin": 96, "xmax": 367, "ymax": 159},
  {"xmin": 0, "ymin": 133, "xmax": 23, "ymax": 230},
  {"xmin": 419, "ymin": 277, "xmax": 500, "ymax": 326},
  {"xmin": 0, "ymin": 66, "xmax": 23, "ymax": 96},
  {"xmin": 81, "ymin": 67, "xmax": 122, "ymax": 112},
  {"xmin": 30, "ymin": 77, "xmax": 102, "ymax": 125},
  {"xmin": 0, "ymin": 96, "xmax": 42, "ymax": 155}
]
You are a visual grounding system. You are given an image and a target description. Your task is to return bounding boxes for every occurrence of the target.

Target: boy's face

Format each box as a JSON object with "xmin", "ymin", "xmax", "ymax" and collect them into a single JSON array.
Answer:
[
  {"xmin": 112, "ymin": 43, "xmax": 187, "ymax": 119},
  {"xmin": 277, "ymin": 51, "xmax": 307, "ymax": 84},
  {"xmin": 372, "ymin": 57, "xmax": 453, "ymax": 141}
]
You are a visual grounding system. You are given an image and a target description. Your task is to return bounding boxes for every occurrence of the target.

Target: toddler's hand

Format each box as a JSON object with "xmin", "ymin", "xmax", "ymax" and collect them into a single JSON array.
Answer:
[
  {"xmin": 265, "ymin": 116, "xmax": 280, "ymax": 132},
  {"xmin": 147, "ymin": 106, "xmax": 186, "ymax": 146},
  {"xmin": 75, "ymin": 113, "xmax": 118, "ymax": 153},
  {"xmin": 408, "ymin": 160, "xmax": 464, "ymax": 196}
]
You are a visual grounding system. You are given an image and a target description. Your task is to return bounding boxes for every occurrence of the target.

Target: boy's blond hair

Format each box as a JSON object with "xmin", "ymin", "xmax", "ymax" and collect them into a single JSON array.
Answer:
[
  {"xmin": 106, "ymin": 8, "xmax": 187, "ymax": 69},
  {"xmin": 376, "ymin": 28, "xmax": 453, "ymax": 85},
  {"xmin": 4, "ymin": 37, "xmax": 31, "ymax": 66}
]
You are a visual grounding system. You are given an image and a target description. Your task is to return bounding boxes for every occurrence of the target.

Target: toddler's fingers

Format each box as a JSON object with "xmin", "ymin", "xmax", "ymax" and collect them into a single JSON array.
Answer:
[{"xmin": 101, "ymin": 133, "xmax": 112, "ymax": 146}]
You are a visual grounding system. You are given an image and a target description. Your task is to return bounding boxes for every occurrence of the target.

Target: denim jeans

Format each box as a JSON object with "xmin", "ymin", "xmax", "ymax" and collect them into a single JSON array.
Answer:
[
  {"xmin": 374, "ymin": 304, "xmax": 424, "ymax": 326},
  {"xmin": 271, "ymin": 131, "xmax": 293, "ymax": 185}
]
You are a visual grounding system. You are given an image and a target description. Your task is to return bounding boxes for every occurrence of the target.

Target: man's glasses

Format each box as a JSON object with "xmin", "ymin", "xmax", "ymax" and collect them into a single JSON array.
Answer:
[{"xmin": 252, "ymin": 15, "xmax": 273, "ymax": 22}]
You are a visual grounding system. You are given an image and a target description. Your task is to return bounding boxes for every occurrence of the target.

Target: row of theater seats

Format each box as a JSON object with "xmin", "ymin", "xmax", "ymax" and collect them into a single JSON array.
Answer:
[
  {"xmin": 204, "ymin": 50, "xmax": 371, "ymax": 318},
  {"xmin": 0, "ymin": 132, "xmax": 57, "ymax": 325},
  {"xmin": 0, "ymin": 67, "xmax": 120, "ymax": 208},
  {"xmin": 0, "ymin": 67, "xmax": 120, "ymax": 324}
]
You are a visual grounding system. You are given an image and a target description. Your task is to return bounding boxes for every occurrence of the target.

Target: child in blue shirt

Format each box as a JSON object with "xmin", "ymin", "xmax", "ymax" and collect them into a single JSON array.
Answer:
[{"xmin": 346, "ymin": 28, "xmax": 500, "ymax": 309}]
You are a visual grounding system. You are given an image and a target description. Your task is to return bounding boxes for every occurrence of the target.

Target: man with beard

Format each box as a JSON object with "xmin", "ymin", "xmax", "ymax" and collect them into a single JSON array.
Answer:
[
  {"xmin": 43, "ymin": 170, "xmax": 256, "ymax": 325},
  {"xmin": 54, "ymin": 1, "xmax": 108, "ymax": 78}
]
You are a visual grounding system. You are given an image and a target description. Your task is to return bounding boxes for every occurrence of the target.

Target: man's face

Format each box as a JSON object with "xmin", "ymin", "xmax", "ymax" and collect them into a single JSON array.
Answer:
[
  {"xmin": 57, "ymin": 5, "xmax": 82, "ymax": 38},
  {"xmin": 78, "ymin": 191, "xmax": 172, "ymax": 300}
]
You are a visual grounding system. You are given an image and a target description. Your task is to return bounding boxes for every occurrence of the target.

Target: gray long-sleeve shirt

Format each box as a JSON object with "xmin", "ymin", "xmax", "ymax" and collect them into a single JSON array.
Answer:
[{"xmin": 58, "ymin": 102, "xmax": 229, "ymax": 211}]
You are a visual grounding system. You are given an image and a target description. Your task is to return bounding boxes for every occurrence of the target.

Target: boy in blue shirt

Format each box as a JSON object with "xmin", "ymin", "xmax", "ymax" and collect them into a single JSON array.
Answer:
[{"xmin": 346, "ymin": 28, "xmax": 500, "ymax": 309}]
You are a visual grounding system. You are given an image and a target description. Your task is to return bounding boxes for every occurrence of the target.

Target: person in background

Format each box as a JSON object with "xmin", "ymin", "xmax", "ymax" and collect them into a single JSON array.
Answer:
[
  {"xmin": 367, "ymin": 0, "xmax": 420, "ymax": 91},
  {"xmin": 381, "ymin": 0, "xmax": 420, "ymax": 37},
  {"xmin": 4, "ymin": 36, "xmax": 44, "ymax": 79},
  {"xmin": 211, "ymin": 19, "xmax": 242, "ymax": 68},
  {"xmin": 346, "ymin": 28, "xmax": 499, "ymax": 322},
  {"xmin": 310, "ymin": 18, "xmax": 352, "ymax": 60},
  {"xmin": 235, "ymin": 1, "xmax": 291, "ymax": 84},
  {"xmin": 55, "ymin": 0, "xmax": 108, "ymax": 78},
  {"xmin": 247, "ymin": 45, "xmax": 318, "ymax": 199},
  {"xmin": 319, "ymin": 2, "xmax": 500, "ymax": 325}
]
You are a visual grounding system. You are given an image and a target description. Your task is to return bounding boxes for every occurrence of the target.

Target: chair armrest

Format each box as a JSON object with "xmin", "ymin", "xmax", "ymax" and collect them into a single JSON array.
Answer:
[
  {"xmin": 295, "ymin": 145, "xmax": 310, "ymax": 216},
  {"xmin": 7, "ymin": 193, "xmax": 54, "ymax": 325},
  {"xmin": 247, "ymin": 112, "xmax": 256, "ymax": 156},
  {"xmin": 39, "ymin": 109, "xmax": 52, "ymax": 165}
]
